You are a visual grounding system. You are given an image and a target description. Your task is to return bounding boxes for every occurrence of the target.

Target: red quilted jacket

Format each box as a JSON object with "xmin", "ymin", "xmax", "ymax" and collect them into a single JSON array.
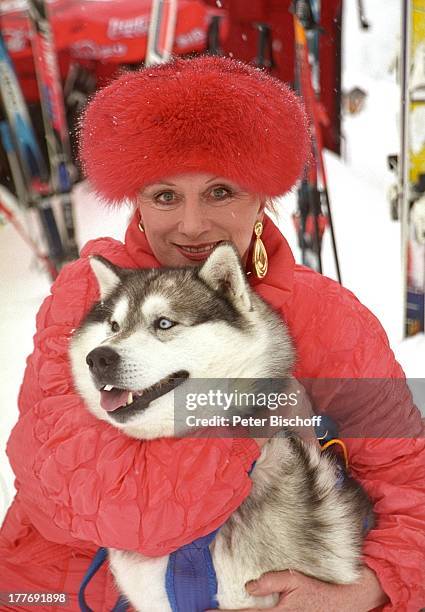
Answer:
[{"xmin": 0, "ymin": 213, "xmax": 424, "ymax": 611}]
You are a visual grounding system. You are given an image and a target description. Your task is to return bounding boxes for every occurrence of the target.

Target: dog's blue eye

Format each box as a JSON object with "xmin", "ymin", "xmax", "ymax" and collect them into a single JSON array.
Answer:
[{"xmin": 155, "ymin": 317, "xmax": 175, "ymax": 330}]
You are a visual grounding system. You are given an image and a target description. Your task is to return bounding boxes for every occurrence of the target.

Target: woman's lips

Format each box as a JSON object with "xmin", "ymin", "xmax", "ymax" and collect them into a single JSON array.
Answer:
[{"xmin": 174, "ymin": 241, "xmax": 223, "ymax": 261}]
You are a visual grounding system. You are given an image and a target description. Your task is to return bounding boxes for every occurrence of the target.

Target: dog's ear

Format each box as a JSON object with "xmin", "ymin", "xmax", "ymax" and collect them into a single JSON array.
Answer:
[
  {"xmin": 89, "ymin": 255, "xmax": 122, "ymax": 300},
  {"xmin": 198, "ymin": 243, "xmax": 252, "ymax": 311}
]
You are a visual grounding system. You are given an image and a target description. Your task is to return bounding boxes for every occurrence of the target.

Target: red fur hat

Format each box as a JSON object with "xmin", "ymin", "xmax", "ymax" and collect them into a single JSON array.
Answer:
[{"xmin": 79, "ymin": 55, "xmax": 310, "ymax": 204}]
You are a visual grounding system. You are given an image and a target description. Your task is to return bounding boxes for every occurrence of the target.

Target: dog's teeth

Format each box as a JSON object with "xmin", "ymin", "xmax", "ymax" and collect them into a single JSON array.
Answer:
[
  {"xmin": 127, "ymin": 392, "xmax": 133, "ymax": 405},
  {"xmin": 104, "ymin": 384, "xmax": 114, "ymax": 392}
]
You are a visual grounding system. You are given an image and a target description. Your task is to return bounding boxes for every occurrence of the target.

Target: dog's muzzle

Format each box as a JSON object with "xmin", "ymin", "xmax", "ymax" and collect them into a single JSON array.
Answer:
[{"xmin": 86, "ymin": 346, "xmax": 189, "ymax": 423}]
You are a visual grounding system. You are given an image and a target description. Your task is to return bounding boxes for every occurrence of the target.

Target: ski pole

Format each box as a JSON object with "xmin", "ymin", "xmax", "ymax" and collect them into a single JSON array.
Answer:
[
  {"xmin": 320, "ymin": 185, "xmax": 342, "ymax": 282},
  {"xmin": 253, "ymin": 23, "xmax": 275, "ymax": 69},
  {"xmin": 292, "ymin": 2, "xmax": 323, "ymax": 273},
  {"xmin": 206, "ymin": 15, "xmax": 223, "ymax": 55},
  {"xmin": 293, "ymin": 0, "xmax": 342, "ymax": 283},
  {"xmin": 357, "ymin": 0, "xmax": 370, "ymax": 30}
]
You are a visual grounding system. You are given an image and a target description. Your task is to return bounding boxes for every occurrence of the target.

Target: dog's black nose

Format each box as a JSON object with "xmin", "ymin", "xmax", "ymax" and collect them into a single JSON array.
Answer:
[{"xmin": 86, "ymin": 346, "xmax": 120, "ymax": 378}]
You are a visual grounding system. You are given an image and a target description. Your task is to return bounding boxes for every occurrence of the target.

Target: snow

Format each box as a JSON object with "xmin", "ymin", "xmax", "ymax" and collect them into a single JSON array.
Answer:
[{"xmin": 0, "ymin": 0, "xmax": 424, "ymax": 524}]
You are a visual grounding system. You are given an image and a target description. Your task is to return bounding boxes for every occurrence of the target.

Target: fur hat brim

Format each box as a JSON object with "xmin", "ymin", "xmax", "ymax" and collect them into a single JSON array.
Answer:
[{"xmin": 79, "ymin": 56, "xmax": 310, "ymax": 204}]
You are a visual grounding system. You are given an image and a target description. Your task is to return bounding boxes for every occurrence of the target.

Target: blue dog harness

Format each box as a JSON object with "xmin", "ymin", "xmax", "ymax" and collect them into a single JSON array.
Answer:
[
  {"xmin": 77, "ymin": 535, "xmax": 220, "ymax": 612},
  {"xmin": 78, "ymin": 532, "xmax": 220, "ymax": 612},
  {"xmin": 79, "ymin": 417, "xmax": 352, "ymax": 612},
  {"xmin": 78, "ymin": 547, "xmax": 129, "ymax": 612},
  {"xmin": 165, "ymin": 529, "xmax": 220, "ymax": 612}
]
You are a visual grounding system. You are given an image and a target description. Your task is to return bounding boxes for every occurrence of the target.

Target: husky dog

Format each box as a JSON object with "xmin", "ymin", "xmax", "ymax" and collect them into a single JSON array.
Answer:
[{"xmin": 70, "ymin": 243, "xmax": 373, "ymax": 611}]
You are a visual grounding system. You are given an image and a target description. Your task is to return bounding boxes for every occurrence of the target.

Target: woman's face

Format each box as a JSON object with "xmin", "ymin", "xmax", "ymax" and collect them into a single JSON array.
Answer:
[{"xmin": 137, "ymin": 172, "xmax": 264, "ymax": 267}]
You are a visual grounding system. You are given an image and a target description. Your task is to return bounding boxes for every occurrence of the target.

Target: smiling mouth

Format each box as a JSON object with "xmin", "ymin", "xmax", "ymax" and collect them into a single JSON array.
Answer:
[
  {"xmin": 174, "ymin": 241, "xmax": 223, "ymax": 254},
  {"xmin": 99, "ymin": 370, "xmax": 189, "ymax": 423}
]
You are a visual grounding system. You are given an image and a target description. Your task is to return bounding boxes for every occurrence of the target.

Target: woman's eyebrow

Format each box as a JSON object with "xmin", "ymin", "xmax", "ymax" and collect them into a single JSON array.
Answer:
[
  {"xmin": 142, "ymin": 177, "xmax": 232, "ymax": 191},
  {"xmin": 142, "ymin": 181, "xmax": 176, "ymax": 190},
  {"xmin": 205, "ymin": 177, "xmax": 240, "ymax": 188}
]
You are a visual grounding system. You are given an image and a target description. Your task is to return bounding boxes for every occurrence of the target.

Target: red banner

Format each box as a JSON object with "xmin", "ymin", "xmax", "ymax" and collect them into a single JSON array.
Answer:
[{"xmin": 1, "ymin": 0, "xmax": 227, "ymax": 101}]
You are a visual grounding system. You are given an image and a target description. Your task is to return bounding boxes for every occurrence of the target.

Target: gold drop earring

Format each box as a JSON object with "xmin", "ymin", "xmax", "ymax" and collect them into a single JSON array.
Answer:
[
  {"xmin": 252, "ymin": 220, "xmax": 268, "ymax": 278},
  {"xmin": 138, "ymin": 216, "xmax": 144, "ymax": 233}
]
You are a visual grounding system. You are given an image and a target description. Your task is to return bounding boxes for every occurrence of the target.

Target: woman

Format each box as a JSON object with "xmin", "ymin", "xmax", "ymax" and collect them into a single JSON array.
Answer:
[{"xmin": 0, "ymin": 56, "xmax": 424, "ymax": 612}]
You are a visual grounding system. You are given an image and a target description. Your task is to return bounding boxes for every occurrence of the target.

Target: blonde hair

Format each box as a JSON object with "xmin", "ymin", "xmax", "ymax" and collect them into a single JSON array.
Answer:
[{"xmin": 265, "ymin": 197, "xmax": 279, "ymax": 216}]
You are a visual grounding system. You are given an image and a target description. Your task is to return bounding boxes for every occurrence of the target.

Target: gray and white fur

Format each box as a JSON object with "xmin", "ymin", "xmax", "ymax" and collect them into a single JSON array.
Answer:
[{"xmin": 70, "ymin": 243, "xmax": 373, "ymax": 611}]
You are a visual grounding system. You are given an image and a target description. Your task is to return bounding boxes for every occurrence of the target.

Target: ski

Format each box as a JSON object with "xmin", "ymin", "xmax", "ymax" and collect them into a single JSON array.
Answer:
[
  {"xmin": 0, "ymin": 28, "xmax": 64, "ymax": 269},
  {"xmin": 408, "ymin": 3, "xmax": 425, "ymax": 336},
  {"xmin": 26, "ymin": 0, "xmax": 78, "ymax": 260},
  {"xmin": 399, "ymin": 0, "xmax": 425, "ymax": 337},
  {"xmin": 0, "ymin": 30, "xmax": 49, "ymax": 192},
  {"xmin": 145, "ymin": 0, "xmax": 178, "ymax": 66},
  {"xmin": 0, "ymin": 188, "xmax": 58, "ymax": 280},
  {"xmin": 292, "ymin": 0, "xmax": 342, "ymax": 284},
  {"xmin": 0, "ymin": 120, "xmax": 30, "ymax": 209}
]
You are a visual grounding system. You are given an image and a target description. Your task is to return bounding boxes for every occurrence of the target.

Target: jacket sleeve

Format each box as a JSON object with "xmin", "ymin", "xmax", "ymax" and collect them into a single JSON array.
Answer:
[
  {"xmin": 341, "ymin": 329, "xmax": 425, "ymax": 612},
  {"xmin": 290, "ymin": 274, "xmax": 425, "ymax": 612},
  {"xmin": 7, "ymin": 247, "xmax": 260, "ymax": 557},
  {"xmin": 351, "ymin": 435, "xmax": 425, "ymax": 612}
]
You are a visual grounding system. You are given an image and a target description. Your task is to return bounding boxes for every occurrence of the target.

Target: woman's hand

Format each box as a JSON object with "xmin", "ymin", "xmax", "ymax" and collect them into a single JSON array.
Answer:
[{"xmin": 206, "ymin": 567, "xmax": 389, "ymax": 612}]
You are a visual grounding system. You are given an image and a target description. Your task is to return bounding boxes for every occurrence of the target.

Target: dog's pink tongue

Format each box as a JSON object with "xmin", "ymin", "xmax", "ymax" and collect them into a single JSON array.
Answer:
[{"xmin": 100, "ymin": 389, "xmax": 128, "ymax": 412}]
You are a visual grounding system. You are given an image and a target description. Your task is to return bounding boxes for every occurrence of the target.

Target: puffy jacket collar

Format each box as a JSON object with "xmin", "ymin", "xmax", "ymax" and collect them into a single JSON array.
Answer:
[
  {"xmin": 124, "ymin": 210, "xmax": 162, "ymax": 270},
  {"xmin": 124, "ymin": 211, "xmax": 295, "ymax": 310}
]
